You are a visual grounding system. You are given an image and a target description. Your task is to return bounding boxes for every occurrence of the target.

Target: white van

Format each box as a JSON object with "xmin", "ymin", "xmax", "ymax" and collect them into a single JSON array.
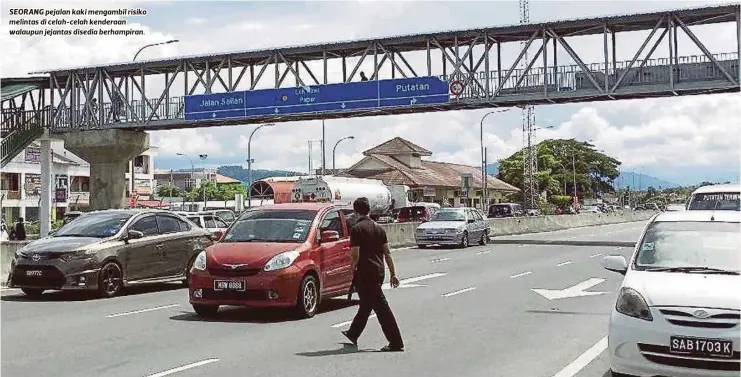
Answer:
[{"xmin": 686, "ymin": 183, "xmax": 740, "ymax": 211}]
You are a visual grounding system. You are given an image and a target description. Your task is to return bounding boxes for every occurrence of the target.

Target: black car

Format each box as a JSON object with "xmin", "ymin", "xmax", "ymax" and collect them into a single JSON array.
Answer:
[{"xmin": 7, "ymin": 209, "xmax": 214, "ymax": 298}]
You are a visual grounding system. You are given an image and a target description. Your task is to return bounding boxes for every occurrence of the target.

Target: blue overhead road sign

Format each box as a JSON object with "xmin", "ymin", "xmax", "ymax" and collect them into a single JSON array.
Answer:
[{"xmin": 184, "ymin": 76, "xmax": 450, "ymax": 121}]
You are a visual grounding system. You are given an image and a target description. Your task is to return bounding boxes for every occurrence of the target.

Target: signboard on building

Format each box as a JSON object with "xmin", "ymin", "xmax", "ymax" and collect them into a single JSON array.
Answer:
[
  {"xmin": 55, "ymin": 187, "xmax": 67, "ymax": 202},
  {"xmin": 24, "ymin": 146, "xmax": 41, "ymax": 164},
  {"xmin": 24, "ymin": 174, "xmax": 41, "ymax": 196},
  {"xmin": 422, "ymin": 187, "xmax": 436, "ymax": 197}
]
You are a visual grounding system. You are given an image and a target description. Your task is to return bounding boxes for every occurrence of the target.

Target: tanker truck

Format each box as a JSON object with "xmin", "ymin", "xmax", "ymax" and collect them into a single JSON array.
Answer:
[{"xmin": 291, "ymin": 176, "xmax": 410, "ymax": 221}]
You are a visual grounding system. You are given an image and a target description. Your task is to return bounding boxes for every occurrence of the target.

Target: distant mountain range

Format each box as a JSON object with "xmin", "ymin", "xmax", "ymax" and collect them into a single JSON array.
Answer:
[
  {"xmin": 485, "ymin": 163, "xmax": 681, "ymax": 190},
  {"xmin": 217, "ymin": 165, "xmax": 304, "ymax": 185}
]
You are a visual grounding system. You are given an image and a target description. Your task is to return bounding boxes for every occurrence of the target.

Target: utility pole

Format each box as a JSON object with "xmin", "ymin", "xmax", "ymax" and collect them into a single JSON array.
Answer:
[
  {"xmin": 520, "ymin": 0, "xmax": 538, "ymax": 212},
  {"xmin": 321, "ymin": 120, "xmax": 326, "ymax": 176}
]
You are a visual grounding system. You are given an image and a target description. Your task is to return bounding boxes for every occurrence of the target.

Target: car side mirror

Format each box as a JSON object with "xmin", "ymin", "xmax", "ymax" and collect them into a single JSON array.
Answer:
[
  {"xmin": 124, "ymin": 229, "xmax": 144, "ymax": 243},
  {"xmin": 320, "ymin": 230, "xmax": 340, "ymax": 243},
  {"xmin": 602, "ymin": 255, "xmax": 628, "ymax": 275}
]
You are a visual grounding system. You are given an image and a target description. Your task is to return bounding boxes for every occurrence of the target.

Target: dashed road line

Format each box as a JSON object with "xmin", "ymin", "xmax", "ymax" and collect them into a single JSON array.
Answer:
[
  {"xmin": 106, "ymin": 304, "xmax": 179, "ymax": 318},
  {"xmin": 442, "ymin": 287, "xmax": 476, "ymax": 297},
  {"xmin": 331, "ymin": 313, "xmax": 376, "ymax": 328},
  {"xmin": 612, "ymin": 247, "xmax": 624, "ymax": 250},
  {"xmin": 551, "ymin": 336, "xmax": 607, "ymax": 377},
  {"xmin": 556, "ymin": 261, "xmax": 572, "ymax": 267},
  {"xmin": 476, "ymin": 250, "xmax": 494, "ymax": 255},
  {"xmin": 510, "ymin": 271, "xmax": 532, "ymax": 279},
  {"xmin": 589, "ymin": 253, "xmax": 602, "ymax": 258},
  {"xmin": 429, "ymin": 257, "xmax": 451, "ymax": 263},
  {"xmin": 145, "ymin": 358, "xmax": 220, "ymax": 377}
]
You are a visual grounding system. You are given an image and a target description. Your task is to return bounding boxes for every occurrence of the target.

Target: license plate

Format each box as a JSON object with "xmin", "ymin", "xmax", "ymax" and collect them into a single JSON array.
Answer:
[
  {"xmin": 428, "ymin": 236, "xmax": 443, "ymax": 240},
  {"xmin": 214, "ymin": 280, "xmax": 245, "ymax": 291},
  {"xmin": 670, "ymin": 336, "xmax": 734, "ymax": 358},
  {"xmin": 25, "ymin": 270, "xmax": 42, "ymax": 277}
]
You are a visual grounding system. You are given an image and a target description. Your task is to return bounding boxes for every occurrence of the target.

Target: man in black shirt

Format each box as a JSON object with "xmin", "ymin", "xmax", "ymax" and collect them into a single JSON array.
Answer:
[{"xmin": 342, "ymin": 198, "xmax": 404, "ymax": 352}]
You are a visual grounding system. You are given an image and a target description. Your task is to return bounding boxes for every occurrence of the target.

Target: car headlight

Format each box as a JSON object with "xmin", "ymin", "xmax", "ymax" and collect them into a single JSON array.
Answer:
[
  {"xmin": 264, "ymin": 250, "xmax": 300, "ymax": 272},
  {"xmin": 60, "ymin": 250, "xmax": 95, "ymax": 262},
  {"xmin": 449, "ymin": 228, "xmax": 462, "ymax": 233},
  {"xmin": 616, "ymin": 287, "xmax": 653, "ymax": 321},
  {"xmin": 192, "ymin": 251, "xmax": 207, "ymax": 271}
]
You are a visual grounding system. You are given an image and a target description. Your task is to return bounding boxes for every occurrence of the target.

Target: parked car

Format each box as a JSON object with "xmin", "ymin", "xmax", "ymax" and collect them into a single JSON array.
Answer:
[
  {"xmin": 7, "ymin": 209, "xmax": 214, "ymax": 298},
  {"xmin": 201, "ymin": 209, "xmax": 237, "ymax": 225},
  {"xmin": 580, "ymin": 205, "xmax": 602, "ymax": 214},
  {"xmin": 188, "ymin": 203, "xmax": 356, "ymax": 318},
  {"xmin": 488, "ymin": 203, "xmax": 525, "ymax": 218},
  {"xmin": 414, "ymin": 207, "xmax": 489, "ymax": 248},
  {"xmin": 183, "ymin": 213, "xmax": 229, "ymax": 240},
  {"xmin": 602, "ymin": 210, "xmax": 739, "ymax": 377}
]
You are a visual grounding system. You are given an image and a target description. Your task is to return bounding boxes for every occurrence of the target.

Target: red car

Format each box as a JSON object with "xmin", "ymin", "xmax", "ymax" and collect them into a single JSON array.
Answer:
[{"xmin": 188, "ymin": 203, "xmax": 356, "ymax": 318}]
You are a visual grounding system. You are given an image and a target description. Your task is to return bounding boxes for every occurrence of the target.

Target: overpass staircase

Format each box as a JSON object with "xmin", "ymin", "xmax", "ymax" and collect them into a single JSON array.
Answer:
[{"xmin": 1, "ymin": 108, "xmax": 49, "ymax": 168}]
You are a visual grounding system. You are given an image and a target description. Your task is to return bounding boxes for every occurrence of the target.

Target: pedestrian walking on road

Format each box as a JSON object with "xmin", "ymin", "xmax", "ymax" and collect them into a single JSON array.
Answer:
[
  {"xmin": 342, "ymin": 197, "xmax": 404, "ymax": 352},
  {"xmin": 14, "ymin": 217, "xmax": 26, "ymax": 241}
]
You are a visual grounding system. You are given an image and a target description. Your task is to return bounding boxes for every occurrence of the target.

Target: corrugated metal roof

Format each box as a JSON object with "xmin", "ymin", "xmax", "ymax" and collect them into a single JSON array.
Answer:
[
  {"xmin": 29, "ymin": 3, "xmax": 736, "ymax": 75},
  {"xmin": 1, "ymin": 83, "xmax": 40, "ymax": 101}
]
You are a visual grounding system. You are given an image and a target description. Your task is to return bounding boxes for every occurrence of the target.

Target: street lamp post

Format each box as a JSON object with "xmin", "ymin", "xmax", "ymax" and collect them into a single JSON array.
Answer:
[
  {"xmin": 199, "ymin": 154, "xmax": 208, "ymax": 206},
  {"xmin": 332, "ymin": 136, "xmax": 355, "ymax": 172},
  {"xmin": 131, "ymin": 39, "xmax": 179, "ymax": 198},
  {"xmin": 176, "ymin": 153, "xmax": 194, "ymax": 208},
  {"xmin": 479, "ymin": 108, "xmax": 511, "ymax": 210},
  {"xmin": 247, "ymin": 123, "xmax": 274, "ymax": 208}
]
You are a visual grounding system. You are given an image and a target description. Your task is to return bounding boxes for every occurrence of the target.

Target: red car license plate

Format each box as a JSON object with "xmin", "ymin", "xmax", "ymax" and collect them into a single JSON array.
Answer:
[{"xmin": 214, "ymin": 280, "xmax": 245, "ymax": 291}]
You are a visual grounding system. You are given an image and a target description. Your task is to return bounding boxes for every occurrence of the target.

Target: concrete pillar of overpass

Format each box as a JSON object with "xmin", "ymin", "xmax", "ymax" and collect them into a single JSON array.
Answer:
[
  {"xmin": 61, "ymin": 129, "xmax": 149, "ymax": 211},
  {"xmin": 39, "ymin": 135, "xmax": 53, "ymax": 237}
]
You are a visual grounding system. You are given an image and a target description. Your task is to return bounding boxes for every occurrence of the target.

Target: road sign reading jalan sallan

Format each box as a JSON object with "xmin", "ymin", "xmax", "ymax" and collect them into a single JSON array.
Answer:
[{"xmin": 183, "ymin": 76, "xmax": 451, "ymax": 121}]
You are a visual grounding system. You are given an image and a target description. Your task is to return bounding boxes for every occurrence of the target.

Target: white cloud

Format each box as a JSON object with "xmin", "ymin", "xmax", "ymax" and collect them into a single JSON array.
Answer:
[{"xmin": 3, "ymin": 0, "xmax": 739, "ymax": 183}]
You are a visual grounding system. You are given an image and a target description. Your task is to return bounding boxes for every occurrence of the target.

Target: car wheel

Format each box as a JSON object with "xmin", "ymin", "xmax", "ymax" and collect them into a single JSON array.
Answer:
[
  {"xmin": 459, "ymin": 232, "xmax": 469, "ymax": 248},
  {"xmin": 193, "ymin": 304, "xmax": 219, "ymax": 317},
  {"xmin": 21, "ymin": 288, "xmax": 44, "ymax": 298},
  {"xmin": 98, "ymin": 261, "xmax": 123, "ymax": 298},
  {"xmin": 183, "ymin": 256, "xmax": 196, "ymax": 287},
  {"xmin": 296, "ymin": 274, "xmax": 319, "ymax": 319},
  {"xmin": 479, "ymin": 231, "xmax": 488, "ymax": 245}
]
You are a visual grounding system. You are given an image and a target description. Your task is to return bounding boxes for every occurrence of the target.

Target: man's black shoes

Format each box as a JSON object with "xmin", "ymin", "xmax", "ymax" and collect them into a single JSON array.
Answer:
[{"xmin": 380, "ymin": 344, "xmax": 404, "ymax": 352}]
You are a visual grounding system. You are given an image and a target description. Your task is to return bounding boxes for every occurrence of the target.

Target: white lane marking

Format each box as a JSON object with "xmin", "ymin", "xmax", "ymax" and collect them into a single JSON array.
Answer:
[
  {"xmin": 145, "ymin": 358, "xmax": 220, "ymax": 377},
  {"xmin": 106, "ymin": 304, "xmax": 179, "ymax": 318},
  {"xmin": 589, "ymin": 253, "xmax": 602, "ymax": 258},
  {"xmin": 331, "ymin": 313, "xmax": 376, "ymax": 328},
  {"xmin": 556, "ymin": 261, "xmax": 572, "ymax": 266},
  {"xmin": 612, "ymin": 247, "xmax": 623, "ymax": 250},
  {"xmin": 510, "ymin": 271, "xmax": 533, "ymax": 279},
  {"xmin": 429, "ymin": 257, "xmax": 451, "ymax": 263},
  {"xmin": 442, "ymin": 287, "xmax": 476, "ymax": 297},
  {"xmin": 476, "ymin": 249, "xmax": 494, "ymax": 255},
  {"xmin": 381, "ymin": 272, "xmax": 447, "ymax": 290},
  {"xmin": 551, "ymin": 336, "xmax": 607, "ymax": 377}
]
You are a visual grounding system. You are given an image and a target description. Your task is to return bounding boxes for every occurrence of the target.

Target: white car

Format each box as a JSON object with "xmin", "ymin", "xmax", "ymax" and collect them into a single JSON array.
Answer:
[{"xmin": 602, "ymin": 210, "xmax": 740, "ymax": 377}]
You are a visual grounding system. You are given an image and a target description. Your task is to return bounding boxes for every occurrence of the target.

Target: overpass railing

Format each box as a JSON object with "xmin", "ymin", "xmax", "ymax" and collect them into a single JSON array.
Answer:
[
  {"xmin": 1, "ymin": 107, "xmax": 51, "ymax": 167},
  {"xmin": 49, "ymin": 52, "xmax": 738, "ymax": 131}
]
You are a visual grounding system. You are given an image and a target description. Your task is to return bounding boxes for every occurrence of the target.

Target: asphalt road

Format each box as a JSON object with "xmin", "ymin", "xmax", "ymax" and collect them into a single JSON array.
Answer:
[
  {"xmin": 1, "ymin": 221, "xmax": 646, "ymax": 377},
  {"xmin": 493, "ymin": 220, "xmax": 648, "ymax": 243}
]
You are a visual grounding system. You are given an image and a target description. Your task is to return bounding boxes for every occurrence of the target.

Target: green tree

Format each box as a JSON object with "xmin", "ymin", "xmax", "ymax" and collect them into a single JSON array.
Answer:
[
  {"xmin": 497, "ymin": 139, "xmax": 622, "ymax": 200},
  {"xmin": 156, "ymin": 184, "xmax": 180, "ymax": 198}
]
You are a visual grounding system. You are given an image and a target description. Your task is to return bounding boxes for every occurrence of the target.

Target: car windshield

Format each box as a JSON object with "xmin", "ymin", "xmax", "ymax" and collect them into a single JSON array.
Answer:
[
  {"xmin": 634, "ymin": 221, "xmax": 740, "ymax": 272},
  {"xmin": 54, "ymin": 212, "xmax": 132, "ymax": 238},
  {"xmin": 221, "ymin": 209, "xmax": 318, "ymax": 243},
  {"xmin": 215, "ymin": 210, "xmax": 235, "ymax": 222},
  {"xmin": 430, "ymin": 210, "xmax": 466, "ymax": 221},
  {"xmin": 186, "ymin": 217, "xmax": 202, "ymax": 227},
  {"xmin": 688, "ymin": 192, "xmax": 740, "ymax": 210}
]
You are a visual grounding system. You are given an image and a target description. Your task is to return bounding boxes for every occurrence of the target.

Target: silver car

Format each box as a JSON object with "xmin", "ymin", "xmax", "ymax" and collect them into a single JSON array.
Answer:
[{"xmin": 414, "ymin": 207, "xmax": 489, "ymax": 248}]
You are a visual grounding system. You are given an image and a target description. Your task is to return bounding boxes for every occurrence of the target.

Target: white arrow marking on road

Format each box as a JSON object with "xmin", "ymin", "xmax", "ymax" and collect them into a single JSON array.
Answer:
[
  {"xmin": 442, "ymin": 287, "xmax": 476, "ymax": 297},
  {"xmin": 331, "ymin": 313, "xmax": 376, "ymax": 328},
  {"xmin": 531, "ymin": 278, "xmax": 608, "ymax": 300},
  {"xmin": 382, "ymin": 272, "xmax": 447, "ymax": 290},
  {"xmin": 145, "ymin": 358, "xmax": 220, "ymax": 377},
  {"xmin": 106, "ymin": 304, "xmax": 179, "ymax": 318}
]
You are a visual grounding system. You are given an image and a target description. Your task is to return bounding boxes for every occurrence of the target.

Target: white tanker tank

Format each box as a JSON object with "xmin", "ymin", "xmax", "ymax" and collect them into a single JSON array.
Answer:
[{"xmin": 291, "ymin": 176, "xmax": 408, "ymax": 218}]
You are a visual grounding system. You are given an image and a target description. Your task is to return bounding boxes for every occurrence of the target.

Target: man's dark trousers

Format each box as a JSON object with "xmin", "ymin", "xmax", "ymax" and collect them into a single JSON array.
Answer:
[{"xmin": 346, "ymin": 272, "xmax": 403, "ymax": 348}]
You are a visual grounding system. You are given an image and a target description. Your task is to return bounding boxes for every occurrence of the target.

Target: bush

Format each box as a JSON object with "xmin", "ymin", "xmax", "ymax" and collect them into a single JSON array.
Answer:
[{"xmin": 25, "ymin": 223, "xmax": 40, "ymax": 235}]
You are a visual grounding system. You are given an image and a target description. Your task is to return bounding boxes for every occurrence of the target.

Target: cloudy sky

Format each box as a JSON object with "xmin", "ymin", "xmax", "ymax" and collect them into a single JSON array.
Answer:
[{"xmin": 3, "ymin": 0, "xmax": 739, "ymax": 186}]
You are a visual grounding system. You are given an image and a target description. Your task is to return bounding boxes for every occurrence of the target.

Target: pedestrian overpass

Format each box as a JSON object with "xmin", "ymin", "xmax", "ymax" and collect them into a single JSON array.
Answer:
[{"xmin": 1, "ymin": 3, "xmax": 739, "ymax": 235}]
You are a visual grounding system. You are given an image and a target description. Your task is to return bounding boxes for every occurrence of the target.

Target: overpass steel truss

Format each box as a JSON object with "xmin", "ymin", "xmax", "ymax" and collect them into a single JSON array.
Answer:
[{"xmin": 31, "ymin": 4, "xmax": 740, "ymax": 132}]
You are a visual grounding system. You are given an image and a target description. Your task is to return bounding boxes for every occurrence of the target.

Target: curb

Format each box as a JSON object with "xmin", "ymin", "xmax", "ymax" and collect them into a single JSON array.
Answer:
[{"xmin": 489, "ymin": 239, "xmax": 636, "ymax": 248}]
